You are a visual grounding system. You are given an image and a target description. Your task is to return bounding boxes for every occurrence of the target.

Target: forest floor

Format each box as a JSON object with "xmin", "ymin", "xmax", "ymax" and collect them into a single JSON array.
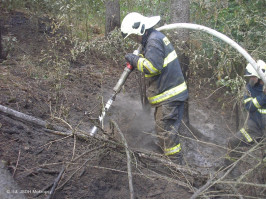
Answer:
[{"xmin": 0, "ymin": 9, "xmax": 265, "ymax": 199}]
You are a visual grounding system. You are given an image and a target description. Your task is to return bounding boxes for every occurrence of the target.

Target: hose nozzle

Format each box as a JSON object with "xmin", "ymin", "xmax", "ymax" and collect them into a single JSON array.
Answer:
[
  {"xmin": 89, "ymin": 126, "xmax": 98, "ymax": 136},
  {"xmin": 113, "ymin": 63, "xmax": 134, "ymax": 93}
]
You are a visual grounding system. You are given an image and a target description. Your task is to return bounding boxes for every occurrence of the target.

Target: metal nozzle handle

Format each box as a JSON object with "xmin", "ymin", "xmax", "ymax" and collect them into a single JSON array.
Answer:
[{"xmin": 113, "ymin": 66, "xmax": 132, "ymax": 93}]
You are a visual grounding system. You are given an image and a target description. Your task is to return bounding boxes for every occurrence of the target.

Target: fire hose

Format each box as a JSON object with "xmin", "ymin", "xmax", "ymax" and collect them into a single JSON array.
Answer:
[
  {"xmin": 89, "ymin": 23, "xmax": 264, "ymax": 136},
  {"xmin": 89, "ymin": 46, "xmax": 141, "ymax": 136}
]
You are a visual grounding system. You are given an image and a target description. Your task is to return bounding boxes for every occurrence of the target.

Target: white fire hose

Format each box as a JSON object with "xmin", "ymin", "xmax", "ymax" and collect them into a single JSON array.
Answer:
[
  {"xmin": 90, "ymin": 23, "xmax": 265, "ymax": 136},
  {"xmin": 157, "ymin": 23, "xmax": 266, "ymax": 85}
]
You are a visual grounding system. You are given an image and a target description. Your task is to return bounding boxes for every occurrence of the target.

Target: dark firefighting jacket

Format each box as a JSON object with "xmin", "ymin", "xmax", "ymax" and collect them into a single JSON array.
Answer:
[
  {"xmin": 244, "ymin": 83, "xmax": 266, "ymax": 131},
  {"xmin": 137, "ymin": 29, "xmax": 188, "ymax": 106}
]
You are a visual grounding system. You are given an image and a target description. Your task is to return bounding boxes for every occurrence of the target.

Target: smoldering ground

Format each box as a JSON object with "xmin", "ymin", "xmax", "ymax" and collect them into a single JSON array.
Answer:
[
  {"xmin": 102, "ymin": 91, "xmax": 158, "ymax": 152},
  {"xmin": 101, "ymin": 90, "xmax": 226, "ymax": 174}
]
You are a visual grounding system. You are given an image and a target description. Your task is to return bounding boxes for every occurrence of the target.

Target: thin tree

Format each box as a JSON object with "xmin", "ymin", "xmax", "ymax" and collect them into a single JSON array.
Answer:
[
  {"xmin": 105, "ymin": 0, "xmax": 120, "ymax": 37},
  {"xmin": 0, "ymin": 24, "xmax": 4, "ymax": 60}
]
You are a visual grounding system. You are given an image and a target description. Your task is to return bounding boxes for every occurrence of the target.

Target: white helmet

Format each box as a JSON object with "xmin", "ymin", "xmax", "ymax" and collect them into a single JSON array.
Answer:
[
  {"xmin": 244, "ymin": 60, "xmax": 266, "ymax": 79},
  {"xmin": 121, "ymin": 12, "xmax": 160, "ymax": 39}
]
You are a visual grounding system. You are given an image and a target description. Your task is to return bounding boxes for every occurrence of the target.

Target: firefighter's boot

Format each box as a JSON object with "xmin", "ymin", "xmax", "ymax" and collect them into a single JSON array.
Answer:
[{"xmin": 167, "ymin": 152, "xmax": 183, "ymax": 165}]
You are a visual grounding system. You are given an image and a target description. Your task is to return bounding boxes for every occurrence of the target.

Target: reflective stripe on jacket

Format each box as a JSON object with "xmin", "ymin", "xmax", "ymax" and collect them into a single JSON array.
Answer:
[{"xmin": 137, "ymin": 29, "xmax": 188, "ymax": 106}]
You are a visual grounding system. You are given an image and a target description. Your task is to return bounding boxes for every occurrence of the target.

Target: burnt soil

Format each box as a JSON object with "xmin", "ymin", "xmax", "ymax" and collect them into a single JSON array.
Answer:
[{"xmin": 1, "ymin": 10, "xmax": 264, "ymax": 199}]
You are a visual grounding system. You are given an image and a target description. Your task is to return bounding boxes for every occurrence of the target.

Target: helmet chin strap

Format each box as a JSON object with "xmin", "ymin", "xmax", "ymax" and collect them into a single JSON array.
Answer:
[
  {"xmin": 249, "ymin": 78, "xmax": 258, "ymax": 87},
  {"xmin": 141, "ymin": 28, "xmax": 154, "ymax": 47}
]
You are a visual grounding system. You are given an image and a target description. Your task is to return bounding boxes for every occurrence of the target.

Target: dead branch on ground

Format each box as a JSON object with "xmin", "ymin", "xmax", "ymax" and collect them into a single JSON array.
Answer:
[
  {"xmin": 53, "ymin": 145, "xmax": 105, "ymax": 192},
  {"xmin": 0, "ymin": 104, "xmax": 204, "ymax": 181},
  {"xmin": 6, "ymin": 104, "xmax": 264, "ymax": 198},
  {"xmin": 12, "ymin": 149, "xmax": 21, "ymax": 177},
  {"xmin": 190, "ymin": 139, "xmax": 265, "ymax": 199},
  {"xmin": 48, "ymin": 167, "xmax": 65, "ymax": 198},
  {"xmin": 0, "ymin": 104, "xmax": 92, "ymax": 140},
  {"xmin": 111, "ymin": 119, "xmax": 134, "ymax": 199}
]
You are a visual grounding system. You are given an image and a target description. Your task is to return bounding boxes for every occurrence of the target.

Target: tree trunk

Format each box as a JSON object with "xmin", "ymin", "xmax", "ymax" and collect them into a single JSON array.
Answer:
[
  {"xmin": 0, "ymin": 24, "xmax": 3, "ymax": 60},
  {"xmin": 105, "ymin": 0, "xmax": 120, "ymax": 37},
  {"xmin": 0, "ymin": 22, "xmax": 7, "ymax": 61},
  {"xmin": 170, "ymin": 0, "xmax": 190, "ymax": 123}
]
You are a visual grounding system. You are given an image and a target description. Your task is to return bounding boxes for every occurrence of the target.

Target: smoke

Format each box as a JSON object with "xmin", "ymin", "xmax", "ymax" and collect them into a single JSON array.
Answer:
[{"xmin": 103, "ymin": 91, "xmax": 158, "ymax": 151}]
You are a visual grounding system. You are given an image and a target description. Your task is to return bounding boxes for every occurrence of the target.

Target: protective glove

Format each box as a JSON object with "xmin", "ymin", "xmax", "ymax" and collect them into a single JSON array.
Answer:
[{"xmin": 125, "ymin": 53, "xmax": 140, "ymax": 69}]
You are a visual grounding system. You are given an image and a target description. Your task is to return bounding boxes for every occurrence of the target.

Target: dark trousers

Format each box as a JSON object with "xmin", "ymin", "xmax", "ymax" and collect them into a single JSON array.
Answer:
[
  {"xmin": 154, "ymin": 101, "xmax": 184, "ymax": 155},
  {"xmin": 227, "ymin": 118, "xmax": 265, "ymax": 159}
]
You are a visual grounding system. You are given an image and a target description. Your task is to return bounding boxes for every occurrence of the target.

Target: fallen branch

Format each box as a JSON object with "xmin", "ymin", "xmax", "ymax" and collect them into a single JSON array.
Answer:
[
  {"xmin": 72, "ymin": 144, "xmax": 106, "ymax": 163},
  {"xmin": 219, "ymin": 181, "xmax": 266, "ymax": 188},
  {"xmin": 0, "ymin": 104, "xmax": 53, "ymax": 129},
  {"xmin": 12, "ymin": 149, "xmax": 21, "ymax": 177},
  {"xmin": 0, "ymin": 104, "xmax": 92, "ymax": 140},
  {"xmin": 111, "ymin": 120, "xmax": 134, "ymax": 199},
  {"xmin": 0, "ymin": 104, "xmax": 208, "ymax": 196},
  {"xmin": 86, "ymin": 163, "xmax": 195, "ymax": 191},
  {"xmin": 135, "ymin": 150, "xmax": 200, "ymax": 176},
  {"xmin": 56, "ymin": 146, "xmax": 105, "ymax": 191},
  {"xmin": 236, "ymin": 156, "xmax": 266, "ymax": 183},
  {"xmin": 26, "ymin": 168, "xmax": 60, "ymax": 177},
  {"xmin": 190, "ymin": 140, "xmax": 264, "ymax": 199},
  {"xmin": 34, "ymin": 183, "xmax": 53, "ymax": 198},
  {"xmin": 0, "ymin": 104, "xmax": 69, "ymax": 132},
  {"xmin": 48, "ymin": 166, "xmax": 65, "ymax": 198},
  {"xmin": 56, "ymin": 155, "xmax": 95, "ymax": 191},
  {"xmin": 228, "ymin": 184, "xmax": 243, "ymax": 199}
]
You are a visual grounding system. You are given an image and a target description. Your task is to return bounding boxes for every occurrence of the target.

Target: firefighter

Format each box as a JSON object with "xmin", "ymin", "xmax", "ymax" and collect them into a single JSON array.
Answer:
[
  {"xmin": 227, "ymin": 60, "xmax": 266, "ymax": 160},
  {"xmin": 121, "ymin": 12, "xmax": 189, "ymax": 163}
]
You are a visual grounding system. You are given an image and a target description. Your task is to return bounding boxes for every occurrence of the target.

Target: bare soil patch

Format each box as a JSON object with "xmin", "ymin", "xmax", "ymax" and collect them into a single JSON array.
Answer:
[{"xmin": 1, "ymin": 9, "xmax": 264, "ymax": 199}]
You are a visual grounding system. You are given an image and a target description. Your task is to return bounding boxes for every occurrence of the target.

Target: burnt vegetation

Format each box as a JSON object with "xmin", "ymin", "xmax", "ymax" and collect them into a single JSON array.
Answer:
[{"xmin": 0, "ymin": 0, "xmax": 265, "ymax": 199}]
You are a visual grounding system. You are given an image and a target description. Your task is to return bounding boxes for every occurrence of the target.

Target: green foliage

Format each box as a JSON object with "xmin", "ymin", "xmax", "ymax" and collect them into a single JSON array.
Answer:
[
  {"xmin": 70, "ymin": 37, "xmax": 88, "ymax": 62},
  {"xmin": 191, "ymin": 0, "xmax": 265, "ymax": 58},
  {"xmin": 0, "ymin": 0, "xmax": 25, "ymax": 11},
  {"xmin": 1, "ymin": 0, "xmax": 264, "ymax": 95},
  {"xmin": 189, "ymin": 0, "xmax": 265, "ymax": 94},
  {"xmin": 53, "ymin": 0, "xmax": 105, "ymax": 40},
  {"xmin": 87, "ymin": 27, "xmax": 136, "ymax": 65},
  {"xmin": 1, "ymin": 35, "xmax": 17, "ymax": 58},
  {"xmin": 0, "ymin": 0, "xmax": 105, "ymax": 41},
  {"xmin": 120, "ymin": 0, "xmax": 170, "ymax": 22},
  {"xmin": 217, "ymin": 75, "xmax": 246, "ymax": 95}
]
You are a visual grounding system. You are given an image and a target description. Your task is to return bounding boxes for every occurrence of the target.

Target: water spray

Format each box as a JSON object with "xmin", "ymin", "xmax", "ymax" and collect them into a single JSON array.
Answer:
[
  {"xmin": 89, "ymin": 48, "xmax": 141, "ymax": 136},
  {"xmin": 89, "ymin": 23, "xmax": 263, "ymax": 136}
]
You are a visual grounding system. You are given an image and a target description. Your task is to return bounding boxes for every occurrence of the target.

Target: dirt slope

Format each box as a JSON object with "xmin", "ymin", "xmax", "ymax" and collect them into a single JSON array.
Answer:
[
  {"xmin": 1, "ymin": 10, "xmax": 264, "ymax": 199},
  {"xmin": 0, "ymin": 10, "xmax": 193, "ymax": 199}
]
